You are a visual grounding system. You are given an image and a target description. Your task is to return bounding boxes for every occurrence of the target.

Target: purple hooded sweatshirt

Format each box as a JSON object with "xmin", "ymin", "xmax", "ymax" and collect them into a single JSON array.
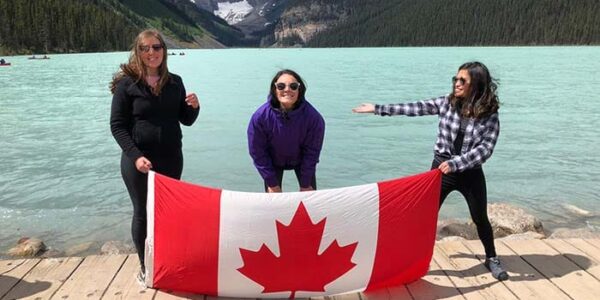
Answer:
[{"xmin": 247, "ymin": 95, "xmax": 325, "ymax": 188}]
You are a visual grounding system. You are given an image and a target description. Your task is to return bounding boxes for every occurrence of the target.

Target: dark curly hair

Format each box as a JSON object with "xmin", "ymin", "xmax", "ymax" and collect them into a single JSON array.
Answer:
[{"xmin": 450, "ymin": 61, "xmax": 500, "ymax": 118}]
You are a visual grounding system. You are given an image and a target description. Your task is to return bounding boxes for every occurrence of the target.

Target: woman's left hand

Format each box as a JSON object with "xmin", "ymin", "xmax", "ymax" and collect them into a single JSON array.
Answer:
[
  {"xmin": 438, "ymin": 161, "xmax": 452, "ymax": 174},
  {"xmin": 185, "ymin": 93, "xmax": 200, "ymax": 109}
]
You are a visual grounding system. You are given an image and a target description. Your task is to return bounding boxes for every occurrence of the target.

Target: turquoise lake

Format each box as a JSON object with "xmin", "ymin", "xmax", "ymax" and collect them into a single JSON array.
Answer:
[{"xmin": 1, "ymin": 47, "xmax": 598, "ymax": 254}]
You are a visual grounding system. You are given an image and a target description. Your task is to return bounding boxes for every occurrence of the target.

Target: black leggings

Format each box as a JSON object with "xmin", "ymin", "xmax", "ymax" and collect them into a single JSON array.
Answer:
[
  {"xmin": 120, "ymin": 151, "xmax": 183, "ymax": 269},
  {"xmin": 263, "ymin": 166, "xmax": 317, "ymax": 192},
  {"xmin": 431, "ymin": 159, "xmax": 497, "ymax": 258}
]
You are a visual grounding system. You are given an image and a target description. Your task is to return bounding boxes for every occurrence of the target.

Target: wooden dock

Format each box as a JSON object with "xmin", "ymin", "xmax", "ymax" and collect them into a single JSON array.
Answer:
[{"xmin": 1, "ymin": 239, "xmax": 599, "ymax": 300}]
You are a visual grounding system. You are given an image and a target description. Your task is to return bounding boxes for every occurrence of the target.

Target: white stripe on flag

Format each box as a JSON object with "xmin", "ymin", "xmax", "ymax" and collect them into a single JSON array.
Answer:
[
  {"xmin": 146, "ymin": 171, "xmax": 155, "ymax": 287},
  {"xmin": 218, "ymin": 183, "xmax": 380, "ymax": 298}
]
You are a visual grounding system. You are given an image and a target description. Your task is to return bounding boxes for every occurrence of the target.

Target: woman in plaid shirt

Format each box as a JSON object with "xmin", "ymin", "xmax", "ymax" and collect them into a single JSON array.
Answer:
[{"xmin": 353, "ymin": 61, "xmax": 508, "ymax": 281}]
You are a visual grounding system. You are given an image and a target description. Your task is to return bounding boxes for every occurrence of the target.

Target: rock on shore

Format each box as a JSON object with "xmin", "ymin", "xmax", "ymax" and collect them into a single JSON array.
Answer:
[
  {"xmin": 437, "ymin": 202, "xmax": 600, "ymax": 240},
  {"xmin": 437, "ymin": 203, "xmax": 545, "ymax": 240},
  {"xmin": 7, "ymin": 237, "xmax": 47, "ymax": 257},
  {"xmin": 487, "ymin": 203, "xmax": 545, "ymax": 237}
]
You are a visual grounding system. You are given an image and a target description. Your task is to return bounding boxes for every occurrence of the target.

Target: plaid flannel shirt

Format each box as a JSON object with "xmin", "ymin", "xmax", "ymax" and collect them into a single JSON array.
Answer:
[{"xmin": 374, "ymin": 95, "xmax": 500, "ymax": 172}]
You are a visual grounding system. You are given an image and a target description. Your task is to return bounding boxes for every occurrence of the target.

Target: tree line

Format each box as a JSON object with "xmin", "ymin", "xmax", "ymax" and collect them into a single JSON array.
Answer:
[
  {"xmin": 0, "ymin": 0, "xmax": 141, "ymax": 55},
  {"xmin": 308, "ymin": 0, "xmax": 600, "ymax": 47}
]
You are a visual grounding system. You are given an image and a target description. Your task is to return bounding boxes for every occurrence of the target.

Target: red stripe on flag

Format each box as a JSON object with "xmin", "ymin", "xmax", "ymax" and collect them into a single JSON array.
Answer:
[
  {"xmin": 366, "ymin": 169, "xmax": 442, "ymax": 291},
  {"xmin": 152, "ymin": 173, "xmax": 221, "ymax": 295}
]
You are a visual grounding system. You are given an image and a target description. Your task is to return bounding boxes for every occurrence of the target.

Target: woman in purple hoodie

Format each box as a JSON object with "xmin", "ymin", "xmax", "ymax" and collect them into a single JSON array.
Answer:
[{"xmin": 247, "ymin": 69, "xmax": 325, "ymax": 193}]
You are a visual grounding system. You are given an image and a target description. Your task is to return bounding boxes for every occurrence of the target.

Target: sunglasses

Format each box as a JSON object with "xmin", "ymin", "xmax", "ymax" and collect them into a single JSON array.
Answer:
[
  {"xmin": 452, "ymin": 76, "xmax": 468, "ymax": 85},
  {"xmin": 138, "ymin": 44, "xmax": 163, "ymax": 53},
  {"xmin": 274, "ymin": 82, "xmax": 301, "ymax": 91}
]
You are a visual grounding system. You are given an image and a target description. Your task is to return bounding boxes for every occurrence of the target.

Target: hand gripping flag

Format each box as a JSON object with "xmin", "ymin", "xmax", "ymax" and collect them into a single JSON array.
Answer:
[{"xmin": 145, "ymin": 170, "xmax": 442, "ymax": 298}]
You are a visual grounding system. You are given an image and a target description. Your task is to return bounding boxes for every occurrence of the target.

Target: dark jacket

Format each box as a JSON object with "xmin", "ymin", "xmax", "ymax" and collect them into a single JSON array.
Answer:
[
  {"xmin": 247, "ymin": 95, "xmax": 325, "ymax": 188},
  {"xmin": 110, "ymin": 73, "xmax": 199, "ymax": 160}
]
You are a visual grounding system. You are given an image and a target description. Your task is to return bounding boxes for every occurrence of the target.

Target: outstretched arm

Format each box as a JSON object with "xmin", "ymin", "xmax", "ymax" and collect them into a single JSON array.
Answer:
[{"xmin": 353, "ymin": 96, "xmax": 446, "ymax": 116}]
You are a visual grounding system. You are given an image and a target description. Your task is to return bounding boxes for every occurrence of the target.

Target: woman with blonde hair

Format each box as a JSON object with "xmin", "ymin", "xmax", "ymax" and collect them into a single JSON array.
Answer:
[{"xmin": 110, "ymin": 29, "xmax": 200, "ymax": 282}]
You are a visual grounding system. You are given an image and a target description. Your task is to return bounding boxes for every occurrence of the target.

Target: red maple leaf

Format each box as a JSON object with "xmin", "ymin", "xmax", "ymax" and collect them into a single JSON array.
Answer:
[{"xmin": 237, "ymin": 201, "xmax": 358, "ymax": 299}]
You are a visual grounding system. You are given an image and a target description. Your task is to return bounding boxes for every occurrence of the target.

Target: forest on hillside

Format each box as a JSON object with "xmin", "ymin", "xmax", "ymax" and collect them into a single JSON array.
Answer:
[
  {"xmin": 308, "ymin": 0, "xmax": 600, "ymax": 47},
  {"xmin": 2, "ymin": 0, "xmax": 598, "ymax": 55},
  {"xmin": 0, "ymin": 0, "xmax": 246, "ymax": 55},
  {"xmin": 0, "ymin": 0, "xmax": 141, "ymax": 54}
]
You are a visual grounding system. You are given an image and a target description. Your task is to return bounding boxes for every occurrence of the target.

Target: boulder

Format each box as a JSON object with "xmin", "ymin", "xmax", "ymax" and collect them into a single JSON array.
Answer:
[
  {"xmin": 7, "ymin": 237, "xmax": 47, "ymax": 257},
  {"xmin": 65, "ymin": 241, "xmax": 97, "ymax": 256},
  {"xmin": 487, "ymin": 203, "xmax": 544, "ymax": 237},
  {"xmin": 439, "ymin": 236, "xmax": 467, "ymax": 242},
  {"xmin": 100, "ymin": 241, "xmax": 135, "ymax": 255},
  {"xmin": 437, "ymin": 219, "xmax": 478, "ymax": 240},
  {"xmin": 548, "ymin": 227, "xmax": 600, "ymax": 239},
  {"xmin": 39, "ymin": 248, "xmax": 65, "ymax": 258},
  {"xmin": 498, "ymin": 231, "xmax": 546, "ymax": 240}
]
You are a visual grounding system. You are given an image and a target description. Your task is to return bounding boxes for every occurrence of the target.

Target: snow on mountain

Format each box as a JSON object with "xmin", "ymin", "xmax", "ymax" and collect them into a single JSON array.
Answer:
[{"xmin": 214, "ymin": 0, "xmax": 253, "ymax": 25}]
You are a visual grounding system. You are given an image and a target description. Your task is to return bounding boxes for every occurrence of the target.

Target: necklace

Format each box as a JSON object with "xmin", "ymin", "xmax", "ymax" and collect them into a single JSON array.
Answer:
[{"xmin": 146, "ymin": 75, "xmax": 160, "ymax": 87}]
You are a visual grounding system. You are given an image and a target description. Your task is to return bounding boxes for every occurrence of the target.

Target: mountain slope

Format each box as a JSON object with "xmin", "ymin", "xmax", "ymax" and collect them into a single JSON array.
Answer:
[
  {"xmin": 118, "ymin": 0, "xmax": 243, "ymax": 48},
  {"xmin": 161, "ymin": 0, "xmax": 245, "ymax": 46},
  {"xmin": 273, "ymin": 0, "xmax": 354, "ymax": 46},
  {"xmin": 192, "ymin": 0, "xmax": 292, "ymax": 45},
  {"xmin": 0, "ymin": 0, "xmax": 245, "ymax": 55},
  {"xmin": 307, "ymin": 0, "xmax": 600, "ymax": 47}
]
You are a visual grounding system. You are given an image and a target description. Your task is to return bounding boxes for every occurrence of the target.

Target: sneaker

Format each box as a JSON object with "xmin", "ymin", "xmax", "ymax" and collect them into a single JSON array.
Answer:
[
  {"xmin": 136, "ymin": 269, "xmax": 147, "ymax": 288},
  {"xmin": 484, "ymin": 257, "xmax": 509, "ymax": 281}
]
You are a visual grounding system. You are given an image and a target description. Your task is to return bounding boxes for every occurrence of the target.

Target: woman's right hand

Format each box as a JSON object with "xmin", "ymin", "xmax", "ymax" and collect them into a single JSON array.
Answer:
[
  {"xmin": 135, "ymin": 156, "xmax": 153, "ymax": 174},
  {"xmin": 267, "ymin": 185, "xmax": 282, "ymax": 193},
  {"xmin": 352, "ymin": 103, "xmax": 375, "ymax": 113}
]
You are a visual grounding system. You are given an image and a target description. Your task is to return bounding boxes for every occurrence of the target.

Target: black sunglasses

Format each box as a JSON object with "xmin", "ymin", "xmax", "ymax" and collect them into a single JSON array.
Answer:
[
  {"xmin": 452, "ymin": 76, "xmax": 468, "ymax": 85},
  {"xmin": 139, "ymin": 44, "xmax": 163, "ymax": 53},
  {"xmin": 274, "ymin": 82, "xmax": 301, "ymax": 91}
]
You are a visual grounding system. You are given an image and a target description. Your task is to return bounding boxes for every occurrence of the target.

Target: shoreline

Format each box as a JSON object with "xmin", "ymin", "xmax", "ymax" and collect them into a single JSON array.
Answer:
[{"xmin": 3, "ymin": 207, "xmax": 599, "ymax": 260}]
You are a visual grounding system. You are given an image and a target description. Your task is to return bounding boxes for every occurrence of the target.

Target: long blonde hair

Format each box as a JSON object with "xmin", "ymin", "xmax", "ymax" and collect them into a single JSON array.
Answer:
[{"xmin": 110, "ymin": 29, "xmax": 169, "ymax": 95}]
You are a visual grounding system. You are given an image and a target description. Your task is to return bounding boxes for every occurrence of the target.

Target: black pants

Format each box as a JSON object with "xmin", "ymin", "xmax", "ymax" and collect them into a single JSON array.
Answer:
[
  {"xmin": 431, "ymin": 159, "xmax": 497, "ymax": 258},
  {"xmin": 263, "ymin": 166, "xmax": 317, "ymax": 192},
  {"xmin": 120, "ymin": 150, "xmax": 183, "ymax": 270}
]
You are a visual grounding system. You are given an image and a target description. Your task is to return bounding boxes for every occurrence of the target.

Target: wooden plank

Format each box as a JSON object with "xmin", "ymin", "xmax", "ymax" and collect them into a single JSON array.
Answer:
[
  {"xmin": 503, "ymin": 239, "xmax": 600, "ymax": 299},
  {"xmin": 545, "ymin": 239, "xmax": 600, "ymax": 280},
  {"xmin": 206, "ymin": 295, "xmax": 247, "ymax": 300},
  {"xmin": 326, "ymin": 293, "xmax": 362, "ymax": 299},
  {"xmin": 387, "ymin": 285, "xmax": 412, "ymax": 299},
  {"xmin": 567, "ymin": 239, "xmax": 600, "ymax": 263},
  {"xmin": 436, "ymin": 241, "xmax": 515, "ymax": 299},
  {"xmin": 0, "ymin": 259, "xmax": 39, "ymax": 299},
  {"xmin": 52, "ymin": 255, "xmax": 126, "ymax": 300},
  {"xmin": 406, "ymin": 256, "xmax": 464, "ymax": 300},
  {"xmin": 432, "ymin": 244, "xmax": 485, "ymax": 300},
  {"xmin": 584, "ymin": 238, "xmax": 600, "ymax": 249},
  {"xmin": 155, "ymin": 289, "xmax": 205, "ymax": 299},
  {"xmin": 463, "ymin": 240, "xmax": 570, "ymax": 300},
  {"xmin": 102, "ymin": 254, "xmax": 155, "ymax": 300},
  {"xmin": 2, "ymin": 257, "xmax": 82, "ymax": 300},
  {"xmin": 0, "ymin": 259, "xmax": 29, "ymax": 275},
  {"xmin": 360, "ymin": 288, "xmax": 393, "ymax": 300}
]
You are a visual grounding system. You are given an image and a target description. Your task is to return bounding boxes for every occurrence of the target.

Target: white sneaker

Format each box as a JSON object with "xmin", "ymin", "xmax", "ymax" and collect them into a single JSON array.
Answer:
[{"xmin": 136, "ymin": 269, "xmax": 147, "ymax": 288}]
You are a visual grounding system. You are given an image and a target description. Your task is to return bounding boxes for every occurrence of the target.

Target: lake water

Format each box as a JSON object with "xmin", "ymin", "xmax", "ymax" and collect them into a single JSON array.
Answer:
[{"xmin": 1, "ymin": 47, "xmax": 598, "ymax": 255}]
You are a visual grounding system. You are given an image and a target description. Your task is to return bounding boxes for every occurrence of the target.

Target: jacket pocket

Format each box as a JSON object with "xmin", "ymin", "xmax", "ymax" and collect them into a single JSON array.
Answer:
[{"xmin": 133, "ymin": 121, "xmax": 161, "ymax": 150}]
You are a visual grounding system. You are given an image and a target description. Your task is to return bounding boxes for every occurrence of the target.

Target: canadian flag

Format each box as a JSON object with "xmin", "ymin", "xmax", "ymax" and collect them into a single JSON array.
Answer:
[{"xmin": 145, "ymin": 170, "xmax": 441, "ymax": 298}]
